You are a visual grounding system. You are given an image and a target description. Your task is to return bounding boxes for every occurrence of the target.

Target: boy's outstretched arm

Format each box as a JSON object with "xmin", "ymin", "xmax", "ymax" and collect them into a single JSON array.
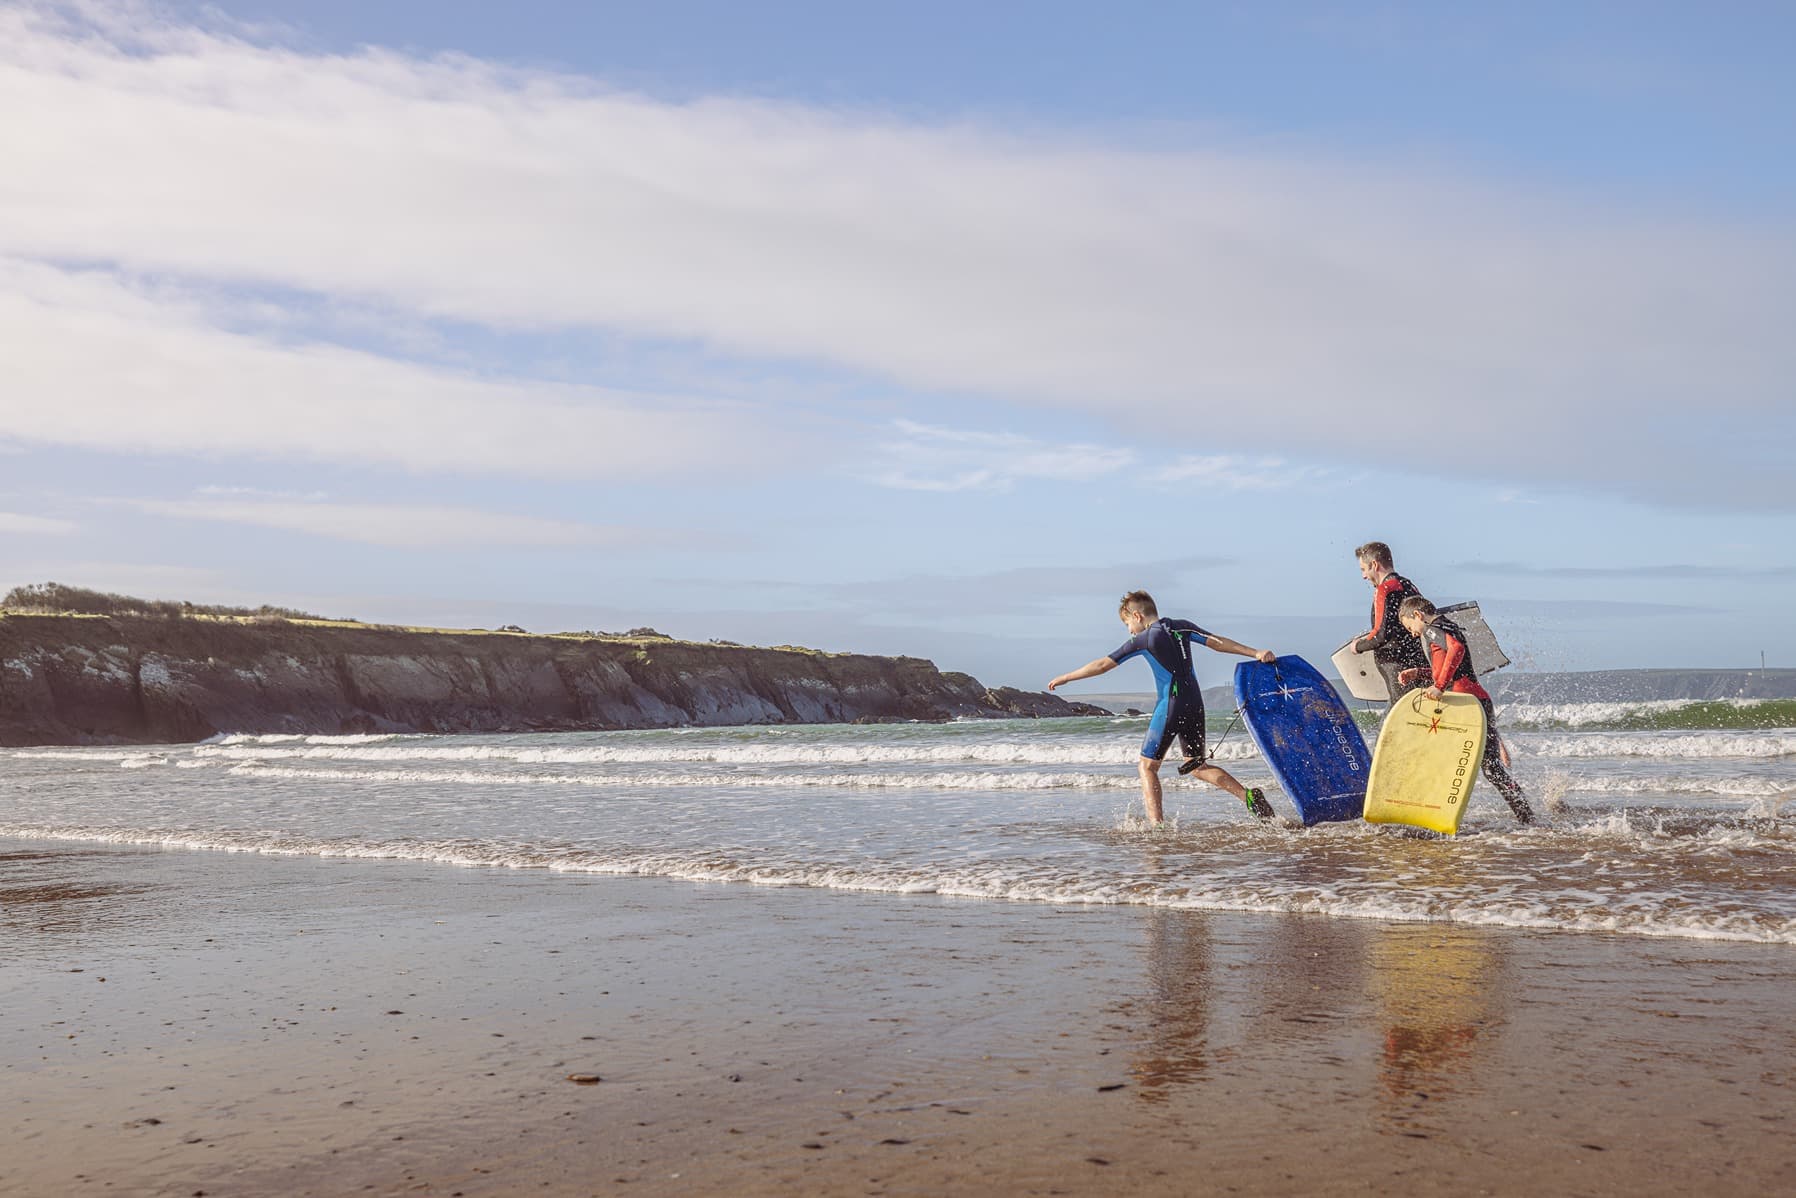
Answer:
[
  {"xmin": 1048, "ymin": 657, "xmax": 1118, "ymax": 691},
  {"xmin": 1203, "ymin": 634, "xmax": 1277, "ymax": 664}
]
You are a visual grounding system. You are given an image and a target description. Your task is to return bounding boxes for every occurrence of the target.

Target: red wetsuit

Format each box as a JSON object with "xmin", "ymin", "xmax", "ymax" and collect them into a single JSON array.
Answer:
[
  {"xmin": 1355, "ymin": 571, "xmax": 1428, "ymax": 703},
  {"xmin": 1418, "ymin": 615, "xmax": 1489, "ymax": 701},
  {"xmin": 1418, "ymin": 616, "xmax": 1533, "ymax": 824}
]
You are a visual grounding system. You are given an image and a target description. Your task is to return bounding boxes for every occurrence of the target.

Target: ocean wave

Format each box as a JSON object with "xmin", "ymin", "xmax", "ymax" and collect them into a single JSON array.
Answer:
[
  {"xmin": 1552, "ymin": 804, "xmax": 1796, "ymax": 846},
  {"xmin": 191, "ymin": 739, "xmax": 1264, "ymax": 767},
  {"xmin": 2, "ymin": 822, "xmax": 1789, "ymax": 945},
  {"xmin": 1500, "ymin": 697, "xmax": 1796, "ymax": 732},
  {"xmin": 1545, "ymin": 775, "xmax": 1793, "ymax": 799},
  {"xmin": 205, "ymin": 732, "xmax": 414, "ymax": 746},
  {"xmin": 10, "ymin": 749, "xmax": 137, "ymax": 761},
  {"xmin": 222, "ymin": 762, "xmax": 1154, "ymax": 791},
  {"xmin": 1515, "ymin": 730, "xmax": 1796, "ymax": 759}
]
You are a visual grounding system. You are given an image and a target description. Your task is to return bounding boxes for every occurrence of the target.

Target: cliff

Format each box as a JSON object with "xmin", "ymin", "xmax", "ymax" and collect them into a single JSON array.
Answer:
[{"xmin": 0, "ymin": 614, "xmax": 1107, "ymax": 747}]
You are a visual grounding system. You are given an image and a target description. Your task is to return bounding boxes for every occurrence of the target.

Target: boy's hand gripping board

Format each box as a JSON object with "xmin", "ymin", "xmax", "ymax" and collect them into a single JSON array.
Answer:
[
  {"xmin": 1232, "ymin": 655, "xmax": 1369, "ymax": 826},
  {"xmin": 1363, "ymin": 689, "xmax": 1487, "ymax": 835}
]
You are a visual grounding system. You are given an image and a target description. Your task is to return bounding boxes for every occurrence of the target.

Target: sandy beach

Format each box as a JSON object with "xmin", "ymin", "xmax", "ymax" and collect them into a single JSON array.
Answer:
[{"xmin": 2, "ymin": 841, "xmax": 1791, "ymax": 1197}]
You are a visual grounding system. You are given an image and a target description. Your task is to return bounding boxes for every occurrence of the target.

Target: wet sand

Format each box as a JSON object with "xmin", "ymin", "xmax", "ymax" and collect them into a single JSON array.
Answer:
[{"xmin": 3, "ymin": 841, "xmax": 1793, "ymax": 1196}]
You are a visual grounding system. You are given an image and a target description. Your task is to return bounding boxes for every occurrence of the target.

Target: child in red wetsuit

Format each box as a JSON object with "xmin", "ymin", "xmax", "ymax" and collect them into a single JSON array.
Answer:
[{"xmin": 1397, "ymin": 596, "xmax": 1536, "ymax": 825}]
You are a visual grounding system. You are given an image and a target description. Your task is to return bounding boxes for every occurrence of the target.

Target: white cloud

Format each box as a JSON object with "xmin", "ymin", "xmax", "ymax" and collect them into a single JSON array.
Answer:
[
  {"xmin": 121, "ymin": 496, "xmax": 678, "ymax": 548},
  {"xmin": 196, "ymin": 485, "xmax": 330, "ymax": 501},
  {"xmin": 0, "ymin": 559, "xmax": 224, "ymax": 597},
  {"xmin": 1147, "ymin": 454, "xmax": 1317, "ymax": 490},
  {"xmin": 0, "ymin": 259, "xmax": 788, "ymax": 477},
  {"xmin": 0, "ymin": 511, "xmax": 78, "ymax": 535},
  {"xmin": 873, "ymin": 420, "xmax": 1135, "ymax": 491},
  {"xmin": 0, "ymin": 5, "xmax": 1791, "ymax": 502}
]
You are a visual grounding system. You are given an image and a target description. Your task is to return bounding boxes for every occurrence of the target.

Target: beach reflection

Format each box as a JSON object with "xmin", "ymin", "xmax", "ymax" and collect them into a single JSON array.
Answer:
[
  {"xmin": 0, "ymin": 850, "xmax": 147, "ymax": 952},
  {"xmin": 1367, "ymin": 918, "xmax": 1507, "ymax": 1136},
  {"xmin": 1352, "ymin": 838, "xmax": 1511, "ymax": 1133},
  {"xmin": 1114, "ymin": 832, "xmax": 1514, "ymax": 1133},
  {"xmin": 1368, "ymin": 923, "xmax": 1506, "ymax": 1135},
  {"xmin": 1128, "ymin": 904, "xmax": 1214, "ymax": 1101}
]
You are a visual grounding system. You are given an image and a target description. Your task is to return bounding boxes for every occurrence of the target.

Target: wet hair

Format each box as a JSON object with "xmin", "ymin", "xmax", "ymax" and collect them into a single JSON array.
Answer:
[
  {"xmin": 1355, "ymin": 541, "xmax": 1393, "ymax": 568},
  {"xmin": 1399, "ymin": 595, "xmax": 1436, "ymax": 620},
  {"xmin": 1119, "ymin": 590, "xmax": 1158, "ymax": 619}
]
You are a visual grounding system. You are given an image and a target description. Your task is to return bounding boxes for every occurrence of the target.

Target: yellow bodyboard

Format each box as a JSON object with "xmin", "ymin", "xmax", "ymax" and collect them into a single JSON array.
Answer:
[{"xmin": 1364, "ymin": 690, "xmax": 1486, "ymax": 835}]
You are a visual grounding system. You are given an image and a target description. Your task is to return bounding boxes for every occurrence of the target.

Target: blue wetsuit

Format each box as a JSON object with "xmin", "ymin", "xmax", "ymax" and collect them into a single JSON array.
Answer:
[{"xmin": 1109, "ymin": 618, "xmax": 1213, "ymax": 762}]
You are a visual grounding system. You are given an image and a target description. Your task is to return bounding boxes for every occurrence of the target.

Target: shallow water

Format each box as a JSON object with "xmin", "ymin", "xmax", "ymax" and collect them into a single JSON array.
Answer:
[{"xmin": 4, "ymin": 700, "xmax": 1792, "ymax": 944}]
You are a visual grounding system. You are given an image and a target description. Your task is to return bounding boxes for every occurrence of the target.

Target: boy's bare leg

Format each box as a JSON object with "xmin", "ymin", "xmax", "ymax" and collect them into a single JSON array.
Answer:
[
  {"xmin": 1186, "ymin": 763, "xmax": 1247, "ymax": 802},
  {"xmin": 1137, "ymin": 757, "xmax": 1166, "ymax": 824}
]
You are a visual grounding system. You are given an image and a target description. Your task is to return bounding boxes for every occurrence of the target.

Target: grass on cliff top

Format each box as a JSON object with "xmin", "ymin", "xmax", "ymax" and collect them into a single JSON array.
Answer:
[{"xmin": 0, "ymin": 609, "xmax": 833, "ymax": 655}]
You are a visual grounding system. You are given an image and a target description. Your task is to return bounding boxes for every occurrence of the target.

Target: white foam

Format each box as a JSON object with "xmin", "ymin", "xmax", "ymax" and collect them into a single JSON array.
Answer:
[
  {"xmin": 1547, "ymin": 775, "xmax": 1790, "ymax": 799},
  {"xmin": 191, "ymin": 738, "xmax": 1263, "ymax": 767},
  {"xmin": 208, "ymin": 732, "xmax": 411, "ymax": 746},
  {"xmin": 1519, "ymin": 731, "xmax": 1796, "ymax": 759},
  {"xmin": 222, "ymin": 762, "xmax": 1152, "ymax": 791},
  {"xmin": 10, "ymin": 749, "xmax": 132, "ymax": 761},
  {"xmin": 2, "ymin": 822, "xmax": 1789, "ymax": 945},
  {"xmin": 1500, "ymin": 697, "xmax": 1770, "ymax": 726}
]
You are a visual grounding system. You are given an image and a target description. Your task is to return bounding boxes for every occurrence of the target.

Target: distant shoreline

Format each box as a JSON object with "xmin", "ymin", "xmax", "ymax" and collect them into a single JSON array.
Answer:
[{"xmin": 0, "ymin": 612, "xmax": 1106, "ymax": 747}]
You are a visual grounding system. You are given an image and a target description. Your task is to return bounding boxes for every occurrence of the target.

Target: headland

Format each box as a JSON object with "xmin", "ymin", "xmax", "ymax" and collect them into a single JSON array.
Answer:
[{"xmin": 0, "ymin": 608, "xmax": 1104, "ymax": 747}]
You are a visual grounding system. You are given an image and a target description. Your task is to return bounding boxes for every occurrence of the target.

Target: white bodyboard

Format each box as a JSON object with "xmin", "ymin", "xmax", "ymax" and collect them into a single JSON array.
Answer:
[{"xmin": 1332, "ymin": 601, "xmax": 1509, "ymax": 704}]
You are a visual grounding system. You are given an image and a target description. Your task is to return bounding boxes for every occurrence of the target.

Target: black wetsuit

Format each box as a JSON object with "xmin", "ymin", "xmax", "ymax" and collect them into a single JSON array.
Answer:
[
  {"xmin": 1420, "ymin": 616, "xmax": 1534, "ymax": 824},
  {"xmin": 1354, "ymin": 571, "xmax": 1429, "ymax": 706}
]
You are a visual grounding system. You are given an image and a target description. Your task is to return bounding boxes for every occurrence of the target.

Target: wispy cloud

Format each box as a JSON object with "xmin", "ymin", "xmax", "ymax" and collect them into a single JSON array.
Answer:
[
  {"xmin": 1480, "ymin": 597, "xmax": 1725, "ymax": 618},
  {"xmin": 0, "ymin": 559, "xmax": 225, "ymax": 598},
  {"xmin": 0, "ymin": 5, "xmax": 1791, "ymax": 503},
  {"xmin": 0, "ymin": 511, "xmax": 78, "ymax": 535},
  {"xmin": 196, "ymin": 485, "xmax": 330, "ymax": 501},
  {"xmin": 0, "ymin": 261, "xmax": 789, "ymax": 478},
  {"xmin": 870, "ymin": 420, "xmax": 1135, "ymax": 492},
  {"xmin": 1147, "ymin": 454, "xmax": 1335, "ymax": 490},
  {"xmin": 1455, "ymin": 560, "xmax": 1796, "ymax": 582},
  {"xmin": 121, "ymin": 497, "xmax": 689, "ymax": 549},
  {"xmin": 668, "ymin": 555, "xmax": 1239, "ymax": 624}
]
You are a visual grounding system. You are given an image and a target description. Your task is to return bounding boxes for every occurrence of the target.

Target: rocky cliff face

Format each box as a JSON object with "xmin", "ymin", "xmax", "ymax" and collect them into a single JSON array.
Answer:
[{"xmin": 0, "ymin": 615, "xmax": 1106, "ymax": 747}]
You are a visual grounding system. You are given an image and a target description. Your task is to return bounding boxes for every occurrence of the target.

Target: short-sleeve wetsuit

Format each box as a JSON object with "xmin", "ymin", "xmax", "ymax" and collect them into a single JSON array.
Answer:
[{"xmin": 1109, "ymin": 618, "xmax": 1213, "ymax": 762}]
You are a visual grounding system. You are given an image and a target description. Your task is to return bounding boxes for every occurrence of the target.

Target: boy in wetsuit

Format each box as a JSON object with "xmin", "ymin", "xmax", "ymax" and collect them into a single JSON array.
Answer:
[
  {"xmin": 1396, "ymin": 596, "xmax": 1536, "ymax": 825},
  {"xmin": 1048, "ymin": 590, "xmax": 1278, "ymax": 825},
  {"xmin": 1352, "ymin": 541, "xmax": 1431, "ymax": 708}
]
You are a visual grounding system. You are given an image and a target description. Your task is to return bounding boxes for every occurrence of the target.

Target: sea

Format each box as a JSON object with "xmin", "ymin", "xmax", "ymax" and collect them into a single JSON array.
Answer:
[{"xmin": 4, "ymin": 695, "xmax": 1793, "ymax": 945}]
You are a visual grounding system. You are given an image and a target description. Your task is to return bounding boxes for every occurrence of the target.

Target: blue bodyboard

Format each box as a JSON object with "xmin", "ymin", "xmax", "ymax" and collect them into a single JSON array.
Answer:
[{"xmin": 1233, "ymin": 656, "xmax": 1370, "ymax": 826}]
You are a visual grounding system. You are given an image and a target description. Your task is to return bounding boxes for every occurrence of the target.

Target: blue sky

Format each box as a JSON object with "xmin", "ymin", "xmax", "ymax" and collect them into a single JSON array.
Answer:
[{"xmin": 2, "ymin": 0, "xmax": 1793, "ymax": 690}]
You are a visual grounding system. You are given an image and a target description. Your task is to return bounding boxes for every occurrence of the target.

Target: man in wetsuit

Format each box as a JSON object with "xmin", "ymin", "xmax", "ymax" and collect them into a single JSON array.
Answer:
[
  {"xmin": 1048, "ymin": 590, "xmax": 1278, "ymax": 825},
  {"xmin": 1397, "ymin": 596, "xmax": 1536, "ymax": 824},
  {"xmin": 1352, "ymin": 541, "xmax": 1430, "ymax": 708}
]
